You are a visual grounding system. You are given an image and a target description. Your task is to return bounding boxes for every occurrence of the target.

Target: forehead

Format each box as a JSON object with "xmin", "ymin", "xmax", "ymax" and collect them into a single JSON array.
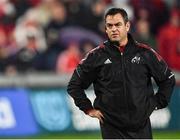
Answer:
[{"xmin": 105, "ymin": 13, "xmax": 124, "ymax": 23}]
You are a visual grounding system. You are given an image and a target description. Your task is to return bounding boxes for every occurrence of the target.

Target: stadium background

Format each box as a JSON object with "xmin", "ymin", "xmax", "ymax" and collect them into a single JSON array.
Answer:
[{"xmin": 0, "ymin": 0, "xmax": 180, "ymax": 139}]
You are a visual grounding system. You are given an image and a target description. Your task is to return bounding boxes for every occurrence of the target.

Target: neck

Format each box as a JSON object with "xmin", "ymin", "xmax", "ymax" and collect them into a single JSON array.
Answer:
[
  {"xmin": 119, "ymin": 37, "xmax": 128, "ymax": 47},
  {"xmin": 109, "ymin": 36, "xmax": 129, "ymax": 47}
]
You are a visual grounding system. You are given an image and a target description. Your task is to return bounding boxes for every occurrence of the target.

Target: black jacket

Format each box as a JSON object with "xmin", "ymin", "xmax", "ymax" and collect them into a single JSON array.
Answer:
[{"xmin": 67, "ymin": 34, "xmax": 175, "ymax": 130}]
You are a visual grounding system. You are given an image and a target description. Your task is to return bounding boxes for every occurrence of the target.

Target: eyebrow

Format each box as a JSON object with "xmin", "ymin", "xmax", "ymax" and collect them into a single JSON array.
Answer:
[{"xmin": 106, "ymin": 22, "xmax": 122, "ymax": 26}]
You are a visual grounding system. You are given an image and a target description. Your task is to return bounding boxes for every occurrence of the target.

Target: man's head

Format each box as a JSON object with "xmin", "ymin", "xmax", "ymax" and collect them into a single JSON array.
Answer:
[{"xmin": 104, "ymin": 8, "xmax": 130, "ymax": 45}]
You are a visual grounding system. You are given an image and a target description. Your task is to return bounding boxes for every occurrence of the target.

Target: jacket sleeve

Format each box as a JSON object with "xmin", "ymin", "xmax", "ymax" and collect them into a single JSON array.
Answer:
[
  {"xmin": 67, "ymin": 51, "xmax": 98, "ymax": 113},
  {"xmin": 146, "ymin": 49, "xmax": 176, "ymax": 110}
]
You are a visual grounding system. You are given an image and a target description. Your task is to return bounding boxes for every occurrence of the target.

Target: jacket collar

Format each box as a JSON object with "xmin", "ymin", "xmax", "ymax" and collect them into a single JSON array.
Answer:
[{"xmin": 103, "ymin": 33, "xmax": 137, "ymax": 56}]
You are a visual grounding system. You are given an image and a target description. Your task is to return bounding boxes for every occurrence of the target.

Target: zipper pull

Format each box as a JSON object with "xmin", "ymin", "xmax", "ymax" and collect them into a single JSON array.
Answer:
[{"xmin": 121, "ymin": 52, "xmax": 123, "ymax": 56}]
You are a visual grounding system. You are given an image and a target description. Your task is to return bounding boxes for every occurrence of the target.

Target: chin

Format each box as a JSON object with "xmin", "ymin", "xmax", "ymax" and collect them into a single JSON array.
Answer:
[{"xmin": 110, "ymin": 38, "xmax": 120, "ymax": 42}]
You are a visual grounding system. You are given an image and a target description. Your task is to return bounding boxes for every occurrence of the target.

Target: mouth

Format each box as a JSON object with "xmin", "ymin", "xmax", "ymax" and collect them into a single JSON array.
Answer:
[{"xmin": 111, "ymin": 34, "xmax": 119, "ymax": 38}]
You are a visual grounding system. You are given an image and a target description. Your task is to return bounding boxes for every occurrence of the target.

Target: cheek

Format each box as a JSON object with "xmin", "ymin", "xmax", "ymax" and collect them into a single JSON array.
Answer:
[
  {"xmin": 119, "ymin": 28, "xmax": 127, "ymax": 34},
  {"xmin": 106, "ymin": 30, "xmax": 111, "ymax": 36}
]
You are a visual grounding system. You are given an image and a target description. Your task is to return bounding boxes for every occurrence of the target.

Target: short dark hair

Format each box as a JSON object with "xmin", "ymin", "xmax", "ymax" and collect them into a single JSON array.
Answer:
[{"xmin": 104, "ymin": 7, "xmax": 129, "ymax": 23}]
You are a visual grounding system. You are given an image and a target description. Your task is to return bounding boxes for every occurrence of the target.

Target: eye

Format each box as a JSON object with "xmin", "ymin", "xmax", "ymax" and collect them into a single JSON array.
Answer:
[
  {"xmin": 106, "ymin": 23, "xmax": 113, "ymax": 29},
  {"xmin": 115, "ymin": 23, "xmax": 122, "ymax": 27}
]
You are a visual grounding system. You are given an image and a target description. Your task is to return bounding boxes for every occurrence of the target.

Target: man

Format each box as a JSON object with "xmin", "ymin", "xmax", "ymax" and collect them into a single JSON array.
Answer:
[{"xmin": 67, "ymin": 8, "xmax": 175, "ymax": 139}]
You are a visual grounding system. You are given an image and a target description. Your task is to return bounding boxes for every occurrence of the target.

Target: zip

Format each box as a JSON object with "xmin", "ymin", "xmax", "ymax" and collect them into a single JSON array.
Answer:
[{"xmin": 120, "ymin": 52, "xmax": 129, "ymax": 118}]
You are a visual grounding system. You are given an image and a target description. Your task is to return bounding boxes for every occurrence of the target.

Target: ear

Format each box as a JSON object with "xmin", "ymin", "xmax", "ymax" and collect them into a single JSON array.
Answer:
[
  {"xmin": 126, "ymin": 21, "xmax": 130, "ymax": 32},
  {"xmin": 105, "ymin": 25, "xmax": 107, "ymax": 33}
]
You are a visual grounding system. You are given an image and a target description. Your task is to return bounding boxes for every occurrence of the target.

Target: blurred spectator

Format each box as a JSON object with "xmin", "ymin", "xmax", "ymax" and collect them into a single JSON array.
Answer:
[
  {"xmin": 64, "ymin": 0, "xmax": 107, "ymax": 37},
  {"xmin": 0, "ymin": 27, "xmax": 18, "ymax": 56},
  {"xmin": 80, "ymin": 0, "xmax": 107, "ymax": 36},
  {"xmin": 130, "ymin": 7, "xmax": 150, "ymax": 34},
  {"xmin": 63, "ymin": 0, "xmax": 87, "ymax": 26},
  {"xmin": 13, "ymin": 9, "xmax": 47, "ymax": 72},
  {"xmin": 14, "ymin": 9, "xmax": 47, "ymax": 52},
  {"xmin": 135, "ymin": 7, "xmax": 149, "ymax": 21},
  {"xmin": 28, "ymin": 0, "xmax": 53, "ymax": 26},
  {"xmin": 157, "ymin": 9, "xmax": 180, "ymax": 70},
  {"xmin": 43, "ymin": 0, "xmax": 68, "ymax": 70},
  {"xmin": 134, "ymin": 19, "xmax": 157, "ymax": 50},
  {"xmin": 11, "ymin": 0, "xmax": 41, "ymax": 20},
  {"xmin": 164, "ymin": 0, "xmax": 180, "ymax": 9},
  {"xmin": 0, "ymin": 26, "xmax": 8, "ymax": 50},
  {"xmin": 0, "ymin": 0, "xmax": 16, "ymax": 24},
  {"xmin": 0, "ymin": 26, "xmax": 8, "ymax": 72},
  {"xmin": 44, "ymin": 0, "xmax": 67, "ymax": 52},
  {"xmin": 0, "ymin": 0, "xmax": 179, "ymax": 73},
  {"xmin": 56, "ymin": 41, "xmax": 81, "ymax": 73},
  {"xmin": 13, "ymin": 0, "xmax": 51, "ymax": 26},
  {"xmin": 55, "ymin": 25, "xmax": 103, "ymax": 73},
  {"xmin": 112, "ymin": 0, "xmax": 134, "ymax": 21},
  {"xmin": 11, "ymin": 0, "xmax": 30, "ymax": 23},
  {"xmin": 0, "ymin": 0, "xmax": 16, "ymax": 49},
  {"xmin": 12, "ymin": 35, "xmax": 39, "ymax": 71},
  {"xmin": 130, "ymin": 0, "xmax": 170, "ymax": 35},
  {"xmin": 0, "ymin": 25, "xmax": 18, "ymax": 72}
]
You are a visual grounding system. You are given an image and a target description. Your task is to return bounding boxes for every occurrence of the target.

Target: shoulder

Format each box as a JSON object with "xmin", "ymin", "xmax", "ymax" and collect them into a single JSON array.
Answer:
[
  {"xmin": 88, "ymin": 43, "xmax": 105, "ymax": 54},
  {"xmin": 136, "ymin": 42, "xmax": 163, "ymax": 62},
  {"xmin": 84, "ymin": 43, "xmax": 105, "ymax": 59},
  {"xmin": 136, "ymin": 42, "xmax": 152, "ymax": 51},
  {"xmin": 79, "ymin": 43, "xmax": 105, "ymax": 65}
]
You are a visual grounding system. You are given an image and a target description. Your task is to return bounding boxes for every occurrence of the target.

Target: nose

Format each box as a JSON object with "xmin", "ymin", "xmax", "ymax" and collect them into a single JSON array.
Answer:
[{"xmin": 111, "ymin": 25, "xmax": 117, "ymax": 31}]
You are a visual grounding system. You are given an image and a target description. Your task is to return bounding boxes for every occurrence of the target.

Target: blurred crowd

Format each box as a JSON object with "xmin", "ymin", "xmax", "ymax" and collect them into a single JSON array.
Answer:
[{"xmin": 0, "ymin": 0, "xmax": 180, "ymax": 75}]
